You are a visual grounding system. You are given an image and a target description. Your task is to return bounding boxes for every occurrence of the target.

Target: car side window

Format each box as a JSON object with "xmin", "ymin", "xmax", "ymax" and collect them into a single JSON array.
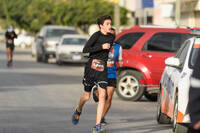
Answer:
[
  {"xmin": 143, "ymin": 33, "xmax": 189, "ymax": 52},
  {"xmin": 115, "ymin": 32, "xmax": 144, "ymax": 49},
  {"xmin": 176, "ymin": 40, "xmax": 190, "ymax": 66}
]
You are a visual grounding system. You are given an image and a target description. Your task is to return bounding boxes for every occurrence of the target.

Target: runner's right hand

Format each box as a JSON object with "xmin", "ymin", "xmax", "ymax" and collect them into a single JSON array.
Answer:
[{"xmin": 102, "ymin": 43, "xmax": 110, "ymax": 49}]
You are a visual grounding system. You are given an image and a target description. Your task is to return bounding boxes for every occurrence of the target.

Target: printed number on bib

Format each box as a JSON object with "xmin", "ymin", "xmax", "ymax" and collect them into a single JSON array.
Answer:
[
  {"xmin": 7, "ymin": 39, "xmax": 13, "ymax": 44},
  {"xmin": 107, "ymin": 46, "xmax": 115, "ymax": 67},
  {"xmin": 91, "ymin": 59, "xmax": 105, "ymax": 72},
  {"xmin": 107, "ymin": 58, "xmax": 114, "ymax": 67}
]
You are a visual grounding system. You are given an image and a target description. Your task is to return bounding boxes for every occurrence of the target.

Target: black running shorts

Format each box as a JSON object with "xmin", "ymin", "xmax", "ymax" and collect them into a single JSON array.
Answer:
[
  {"xmin": 83, "ymin": 58, "xmax": 108, "ymax": 92},
  {"xmin": 107, "ymin": 78, "xmax": 116, "ymax": 88},
  {"xmin": 6, "ymin": 44, "xmax": 15, "ymax": 51}
]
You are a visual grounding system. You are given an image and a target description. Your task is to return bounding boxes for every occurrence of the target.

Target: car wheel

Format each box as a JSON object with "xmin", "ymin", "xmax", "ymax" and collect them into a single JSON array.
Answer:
[
  {"xmin": 144, "ymin": 92, "xmax": 157, "ymax": 101},
  {"xmin": 56, "ymin": 59, "xmax": 62, "ymax": 65},
  {"xmin": 36, "ymin": 53, "xmax": 42, "ymax": 62},
  {"xmin": 157, "ymin": 92, "xmax": 171, "ymax": 124},
  {"xmin": 116, "ymin": 70, "xmax": 145, "ymax": 101},
  {"xmin": 174, "ymin": 124, "xmax": 188, "ymax": 133},
  {"xmin": 42, "ymin": 53, "xmax": 48, "ymax": 63}
]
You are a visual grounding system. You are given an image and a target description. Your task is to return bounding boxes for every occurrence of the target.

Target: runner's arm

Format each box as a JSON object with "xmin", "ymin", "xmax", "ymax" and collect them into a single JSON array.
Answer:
[
  {"xmin": 14, "ymin": 32, "xmax": 17, "ymax": 38},
  {"xmin": 83, "ymin": 33, "xmax": 103, "ymax": 53},
  {"xmin": 118, "ymin": 46, "xmax": 123, "ymax": 67}
]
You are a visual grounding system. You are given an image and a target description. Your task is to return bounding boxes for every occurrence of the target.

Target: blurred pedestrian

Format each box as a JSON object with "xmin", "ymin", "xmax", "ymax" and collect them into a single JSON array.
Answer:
[
  {"xmin": 71, "ymin": 15, "xmax": 115, "ymax": 133},
  {"xmin": 5, "ymin": 26, "xmax": 17, "ymax": 67},
  {"xmin": 93, "ymin": 27, "xmax": 123, "ymax": 125},
  {"xmin": 188, "ymin": 48, "xmax": 200, "ymax": 133}
]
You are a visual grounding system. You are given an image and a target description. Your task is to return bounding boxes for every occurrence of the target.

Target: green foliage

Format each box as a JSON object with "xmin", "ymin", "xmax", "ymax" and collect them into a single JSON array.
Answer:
[{"xmin": 0, "ymin": 0, "xmax": 129, "ymax": 33}]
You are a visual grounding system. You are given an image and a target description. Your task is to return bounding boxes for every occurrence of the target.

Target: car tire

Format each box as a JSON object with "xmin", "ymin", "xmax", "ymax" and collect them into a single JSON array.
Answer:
[
  {"xmin": 144, "ymin": 92, "xmax": 157, "ymax": 101},
  {"xmin": 42, "ymin": 53, "xmax": 48, "ymax": 63},
  {"xmin": 116, "ymin": 70, "xmax": 145, "ymax": 101},
  {"xmin": 174, "ymin": 123, "xmax": 188, "ymax": 133},
  {"xmin": 157, "ymin": 92, "xmax": 171, "ymax": 124},
  {"xmin": 56, "ymin": 60, "xmax": 62, "ymax": 65},
  {"xmin": 36, "ymin": 53, "xmax": 42, "ymax": 62}
]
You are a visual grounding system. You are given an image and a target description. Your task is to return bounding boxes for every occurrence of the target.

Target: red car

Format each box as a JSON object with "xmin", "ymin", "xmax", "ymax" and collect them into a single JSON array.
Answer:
[{"xmin": 115, "ymin": 25, "xmax": 191, "ymax": 101}]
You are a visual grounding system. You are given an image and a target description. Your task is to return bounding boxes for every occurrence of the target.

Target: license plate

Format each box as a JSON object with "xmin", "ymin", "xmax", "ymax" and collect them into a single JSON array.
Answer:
[{"xmin": 72, "ymin": 55, "xmax": 81, "ymax": 61}]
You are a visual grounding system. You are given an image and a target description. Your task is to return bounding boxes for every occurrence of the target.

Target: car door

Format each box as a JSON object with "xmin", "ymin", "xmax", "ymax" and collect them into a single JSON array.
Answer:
[
  {"xmin": 141, "ymin": 32, "xmax": 190, "ymax": 85},
  {"xmin": 160, "ymin": 40, "xmax": 190, "ymax": 116},
  {"xmin": 168, "ymin": 40, "xmax": 191, "ymax": 116}
]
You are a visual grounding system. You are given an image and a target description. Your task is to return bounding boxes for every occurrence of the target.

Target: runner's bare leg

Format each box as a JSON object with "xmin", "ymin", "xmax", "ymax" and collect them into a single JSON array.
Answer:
[
  {"xmin": 77, "ymin": 92, "xmax": 91, "ymax": 112},
  {"xmin": 102, "ymin": 86, "xmax": 115, "ymax": 118},
  {"xmin": 96, "ymin": 85, "xmax": 106, "ymax": 125},
  {"xmin": 7, "ymin": 48, "xmax": 11, "ymax": 62}
]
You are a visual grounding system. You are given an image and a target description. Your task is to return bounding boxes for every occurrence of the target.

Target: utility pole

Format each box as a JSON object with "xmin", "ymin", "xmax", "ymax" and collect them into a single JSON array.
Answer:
[
  {"xmin": 114, "ymin": 0, "xmax": 120, "ymax": 34},
  {"xmin": 175, "ymin": 0, "xmax": 181, "ymax": 26}
]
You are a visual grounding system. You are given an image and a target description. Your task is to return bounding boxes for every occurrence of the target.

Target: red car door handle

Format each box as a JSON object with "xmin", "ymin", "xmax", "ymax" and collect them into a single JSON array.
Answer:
[{"xmin": 142, "ymin": 53, "xmax": 152, "ymax": 58}]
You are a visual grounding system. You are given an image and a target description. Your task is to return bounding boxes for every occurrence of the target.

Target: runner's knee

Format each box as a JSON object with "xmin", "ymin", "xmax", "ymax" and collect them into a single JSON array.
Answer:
[
  {"xmin": 98, "ymin": 92, "xmax": 106, "ymax": 100},
  {"xmin": 83, "ymin": 94, "xmax": 90, "ymax": 101},
  {"xmin": 107, "ymin": 96, "xmax": 112, "ymax": 102}
]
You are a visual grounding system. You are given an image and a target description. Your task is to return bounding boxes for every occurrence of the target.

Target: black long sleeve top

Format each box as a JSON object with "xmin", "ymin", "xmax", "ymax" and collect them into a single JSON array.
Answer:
[
  {"xmin": 83, "ymin": 31, "xmax": 115, "ymax": 62},
  {"xmin": 5, "ymin": 31, "xmax": 17, "ymax": 45}
]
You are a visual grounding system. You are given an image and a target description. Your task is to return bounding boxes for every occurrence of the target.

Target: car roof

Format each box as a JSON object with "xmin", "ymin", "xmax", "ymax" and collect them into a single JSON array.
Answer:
[
  {"xmin": 61, "ymin": 34, "xmax": 87, "ymax": 39},
  {"xmin": 43, "ymin": 25, "xmax": 76, "ymax": 30},
  {"xmin": 122, "ymin": 25, "xmax": 190, "ymax": 33}
]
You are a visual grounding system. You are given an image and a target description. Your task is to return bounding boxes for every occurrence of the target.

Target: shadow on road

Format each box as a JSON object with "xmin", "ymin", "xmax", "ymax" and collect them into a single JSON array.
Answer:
[
  {"xmin": 0, "ymin": 87, "xmax": 27, "ymax": 92},
  {"xmin": 0, "ymin": 71, "xmax": 82, "ymax": 88},
  {"xmin": 108, "ymin": 123, "xmax": 171, "ymax": 133}
]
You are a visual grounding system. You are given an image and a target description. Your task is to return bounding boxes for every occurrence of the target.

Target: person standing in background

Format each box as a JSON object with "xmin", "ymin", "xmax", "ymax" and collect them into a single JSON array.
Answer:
[{"xmin": 5, "ymin": 26, "xmax": 17, "ymax": 67}]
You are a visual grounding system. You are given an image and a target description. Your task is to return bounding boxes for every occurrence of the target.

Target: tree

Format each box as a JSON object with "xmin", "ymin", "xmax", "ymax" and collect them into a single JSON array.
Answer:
[{"xmin": 0, "ymin": 0, "xmax": 129, "ymax": 33}]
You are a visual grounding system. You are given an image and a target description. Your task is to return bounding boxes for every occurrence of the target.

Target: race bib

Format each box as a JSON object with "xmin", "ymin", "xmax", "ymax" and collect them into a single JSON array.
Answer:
[
  {"xmin": 107, "ymin": 58, "xmax": 114, "ymax": 67},
  {"xmin": 7, "ymin": 39, "xmax": 13, "ymax": 44},
  {"xmin": 107, "ymin": 47, "xmax": 115, "ymax": 67},
  {"xmin": 91, "ymin": 59, "xmax": 105, "ymax": 72}
]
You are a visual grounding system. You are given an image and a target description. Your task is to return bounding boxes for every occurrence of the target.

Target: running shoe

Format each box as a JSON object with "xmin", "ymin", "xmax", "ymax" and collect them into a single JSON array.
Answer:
[
  {"xmin": 72, "ymin": 107, "xmax": 81, "ymax": 125},
  {"xmin": 93, "ymin": 123, "xmax": 105, "ymax": 133},
  {"xmin": 101, "ymin": 117, "xmax": 107, "ymax": 125}
]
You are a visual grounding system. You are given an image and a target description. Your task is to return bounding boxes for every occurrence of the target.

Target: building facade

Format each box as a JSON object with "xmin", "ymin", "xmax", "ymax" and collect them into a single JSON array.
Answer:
[
  {"xmin": 154, "ymin": 0, "xmax": 200, "ymax": 27},
  {"xmin": 119, "ymin": 0, "xmax": 154, "ymax": 26}
]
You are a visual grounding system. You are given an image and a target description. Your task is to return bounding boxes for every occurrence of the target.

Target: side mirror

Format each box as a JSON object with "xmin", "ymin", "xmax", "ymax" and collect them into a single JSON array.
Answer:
[{"xmin": 165, "ymin": 57, "xmax": 181, "ymax": 68}]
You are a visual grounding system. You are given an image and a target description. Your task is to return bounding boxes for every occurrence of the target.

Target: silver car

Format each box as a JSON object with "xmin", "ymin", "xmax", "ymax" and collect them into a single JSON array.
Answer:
[
  {"xmin": 35, "ymin": 25, "xmax": 78, "ymax": 63},
  {"xmin": 56, "ymin": 34, "xmax": 88, "ymax": 64}
]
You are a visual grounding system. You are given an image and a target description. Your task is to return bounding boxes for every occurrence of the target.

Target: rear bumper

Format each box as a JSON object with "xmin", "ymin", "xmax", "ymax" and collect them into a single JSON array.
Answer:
[
  {"xmin": 59, "ymin": 54, "xmax": 88, "ymax": 63},
  {"xmin": 46, "ymin": 51, "xmax": 56, "ymax": 57}
]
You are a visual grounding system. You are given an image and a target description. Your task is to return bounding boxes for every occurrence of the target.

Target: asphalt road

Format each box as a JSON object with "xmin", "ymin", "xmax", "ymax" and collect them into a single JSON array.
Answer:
[{"xmin": 0, "ymin": 44, "xmax": 172, "ymax": 133}]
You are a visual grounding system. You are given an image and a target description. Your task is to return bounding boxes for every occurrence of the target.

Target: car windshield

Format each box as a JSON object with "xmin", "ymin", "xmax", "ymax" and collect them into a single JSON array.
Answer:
[
  {"xmin": 190, "ymin": 44, "xmax": 200, "ymax": 68},
  {"xmin": 46, "ymin": 28, "xmax": 77, "ymax": 37},
  {"xmin": 62, "ymin": 38, "xmax": 87, "ymax": 45}
]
